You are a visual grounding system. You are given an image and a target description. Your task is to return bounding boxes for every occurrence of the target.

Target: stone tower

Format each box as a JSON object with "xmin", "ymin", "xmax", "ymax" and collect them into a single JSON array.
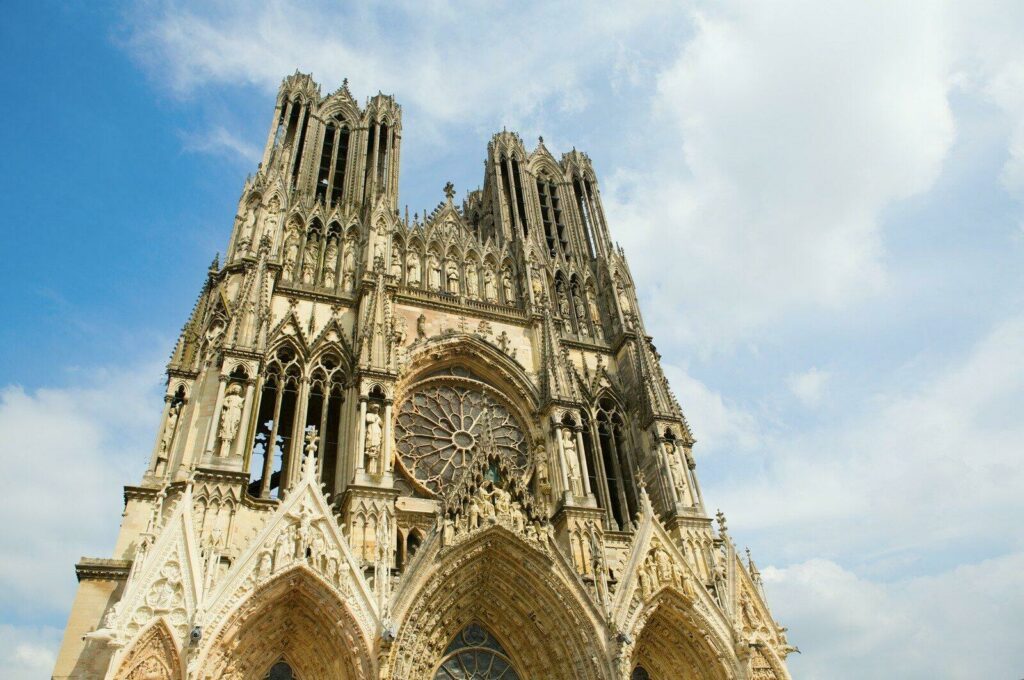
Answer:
[{"xmin": 53, "ymin": 73, "xmax": 795, "ymax": 680}]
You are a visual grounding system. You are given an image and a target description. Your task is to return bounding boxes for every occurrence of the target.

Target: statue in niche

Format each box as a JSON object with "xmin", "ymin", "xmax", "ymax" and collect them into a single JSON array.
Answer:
[
  {"xmin": 407, "ymin": 251, "xmax": 421, "ymax": 286},
  {"xmin": 655, "ymin": 546, "xmax": 673, "ymax": 584},
  {"xmin": 342, "ymin": 239, "xmax": 356, "ymax": 290},
  {"xmin": 416, "ymin": 313, "xmax": 427, "ymax": 340},
  {"xmin": 428, "ymin": 253, "xmax": 442, "ymax": 291},
  {"xmin": 483, "ymin": 266, "xmax": 497, "ymax": 302},
  {"xmin": 558, "ymin": 287, "xmax": 571, "ymax": 320},
  {"xmin": 446, "ymin": 261, "xmax": 460, "ymax": 294},
  {"xmin": 531, "ymin": 266, "xmax": 544, "ymax": 300},
  {"xmin": 238, "ymin": 205, "xmax": 257, "ymax": 252},
  {"xmin": 218, "ymin": 384, "xmax": 245, "ymax": 456},
  {"xmin": 364, "ymin": 403, "xmax": 383, "ymax": 474},
  {"xmin": 465, "ymin": 261, "xmax": 479, "ymax": 299},
  {"xmin": 534, "ymin": 444, "xmax": 550, "ymax": 490},
  {"xmin": 616, "ymin": 279, "xmax": 632, "ymax": 313},
  {"xmin": 302, "ymin": 234, "xmax": 320, "ymax": 284},
  {"xmin": 155, "ymin": 403, "xmax": 180, "ymax": 476},
  {"xmin": 282, "ymin": 228, "xmax": 300, "ymax": 281},
  {"xmin": 574, "ymin": 294, "xmax": 589, "ymax": 336},
  {"xmin": 391, "ymin": 314, "xmax": 408, "ymax": 347},
  {"xmin": 587, "ymin": 288, "xmax": 602, "ymax": 338},
  {"xmin": 322, "ymin": 236, "xmax": 338, "ymax": 288},
  {"xmin": 390, "ymin": 246, "xmax": 403, "ymax": 279},
  {"xmin": 502, "ymin": 269, "xmax": 515, "ymax": 304},
  {"xmin": 666, "ymin": 441, "xmax": 688, "ymax": 498},
  {"xmin": 562, "ymin": 428, "xmax": 583, "ymax": 496},
  {"xmin": 260, "ymin": 198, "xmax": 280, "ymax": 243}
]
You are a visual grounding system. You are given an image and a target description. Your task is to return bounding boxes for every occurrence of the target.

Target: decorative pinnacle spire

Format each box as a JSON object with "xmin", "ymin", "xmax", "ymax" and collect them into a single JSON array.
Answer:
[
  {"xmin": 302, "ymin": 426, "xmax": 319, "ymax": 482},
  {"xmin": 443, "ymin": 181, "xmax": 455, "ymax": 202},
  {"xmin": 716, "ymin": 509, "xmax": 728, "ymax": 536}
]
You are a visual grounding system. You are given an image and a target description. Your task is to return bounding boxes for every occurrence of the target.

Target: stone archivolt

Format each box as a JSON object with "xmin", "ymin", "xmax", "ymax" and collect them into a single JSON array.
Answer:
[{"xmin": 54, "ymin": 73, "xmax": 792, "ymax": 680}]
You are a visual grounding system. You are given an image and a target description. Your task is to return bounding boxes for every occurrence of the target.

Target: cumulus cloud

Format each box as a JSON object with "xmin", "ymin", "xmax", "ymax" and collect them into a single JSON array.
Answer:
[
  {"xmin": 786, "ymin": 367, "xmax": 830, "ymax": 407},
  {"xmin": 0, "ymin": 362, "xmax": 163, "ymax": 618},
  {"xmin": 0, "ymin": 625, "xmax": 64, "ymax": 680},
  {"xmin": 709, "ymin": 314, "xmax": 1024, "ymax": 566},
  {"xmin": 608, "ymin": 0, "xmax": 956, "ymax": 349},
  {"xmin": 180, "ymin": 125, "xmax": 261, "ymax": 164},
  {"xmin": 762, "ymin": 553, "xmax": 1024, "ymax": 679}
]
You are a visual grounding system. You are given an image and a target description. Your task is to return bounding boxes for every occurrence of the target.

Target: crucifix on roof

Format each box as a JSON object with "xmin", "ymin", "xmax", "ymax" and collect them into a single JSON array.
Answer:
[{"xmin": 443, "ymin": 181, "xmax": 455, "ymax": 202}]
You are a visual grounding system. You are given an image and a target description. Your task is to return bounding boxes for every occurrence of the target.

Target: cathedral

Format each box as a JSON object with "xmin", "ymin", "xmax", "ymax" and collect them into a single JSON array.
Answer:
[{"xmin": 53, "ymin": 73, "xmax": 795, "ymax": 680}]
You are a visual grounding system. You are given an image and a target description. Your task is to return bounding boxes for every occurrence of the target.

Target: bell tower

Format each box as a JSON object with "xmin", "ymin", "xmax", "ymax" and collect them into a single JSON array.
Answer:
[{"xmin": 53, "ymin": 73, "xmax": 793, "ymax": 680}]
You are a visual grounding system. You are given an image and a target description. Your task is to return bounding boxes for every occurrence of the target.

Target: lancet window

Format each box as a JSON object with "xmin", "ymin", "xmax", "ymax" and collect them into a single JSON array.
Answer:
[
  {"xmin": 304, "ymin": 352, "xmax": 345, "ymax": 492},
  {"xmin": 573, "ymin": 176, "xmax": 597, "ymax": 259},
  {"xmin": 315, "ymin": 119, "xmax": 350, "ymax": 205},
  {"xmin": 511, "ymin": 157, "xmax": 528, "ymax": 235},
  {"xmin": 433, "ymin": 623, "xmax": 520, "ymax": 679},
  {"xmin": 266, "ymin": 661, "xmax": 295, "ymax": 680},
  {"xmin": 537, "ymin": 175, "xmax": 568, "ymax": 258},
  {"xmin": 631, "ymin": 667, "xmax": 651, "ymax": 680},
  {"xmin": 249, "ymin": 346, "xmax": 302, "ymax": 499},
  {"xmin": 583, "ymin": 398, "xmax": 639, "ymax": 531}
]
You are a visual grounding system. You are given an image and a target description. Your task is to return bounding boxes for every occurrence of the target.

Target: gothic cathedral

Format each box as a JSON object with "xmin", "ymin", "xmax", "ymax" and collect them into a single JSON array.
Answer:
[{"xmin": 53, "ymin": 73, "xmax": 795, "ymax": 680}]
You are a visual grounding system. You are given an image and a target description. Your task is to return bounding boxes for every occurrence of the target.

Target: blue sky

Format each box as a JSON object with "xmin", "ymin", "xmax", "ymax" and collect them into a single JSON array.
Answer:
[{"xmin": 1, "ymin": 2, "xmax": 1022, "ymax": 678}]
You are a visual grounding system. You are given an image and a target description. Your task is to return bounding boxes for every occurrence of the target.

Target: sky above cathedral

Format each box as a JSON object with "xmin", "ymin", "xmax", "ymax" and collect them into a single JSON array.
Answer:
[{"xmin": 1, "ymin": 2, "xmax": 1022, "ymax": 678}]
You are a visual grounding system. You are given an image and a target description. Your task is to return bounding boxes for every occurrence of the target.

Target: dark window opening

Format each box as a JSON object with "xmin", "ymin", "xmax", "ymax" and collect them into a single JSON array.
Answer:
[
  {"xmin": 511, "ymin": 158, "xmax": 528, "ymax": 235},
  {"xmin": 331, "ymin": 127, "xmax": 350, "ymax": 204},
  {"xmin": 315, "ymin": 124, "xmax": 336, "ymax": 203},
  {"xmin": 290, "ymin": 107, "xmax": 310, "ymax": 188}
]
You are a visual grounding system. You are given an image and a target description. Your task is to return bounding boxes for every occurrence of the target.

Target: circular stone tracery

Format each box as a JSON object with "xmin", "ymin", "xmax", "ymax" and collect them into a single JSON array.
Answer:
[{"xmin": 395, "ymin": 379, "xmax": 528, "ymax": 496}]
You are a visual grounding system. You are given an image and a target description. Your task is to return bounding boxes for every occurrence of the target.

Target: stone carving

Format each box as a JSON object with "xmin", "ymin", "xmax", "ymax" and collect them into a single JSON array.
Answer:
[
  {"xmin": 282, "ymin": 227, "xmax": 300, "ymax": 281},
  {"xmin": 407, "ymin": 251, "xmax": 421, "ymax": 286},
  {"xmin": 390, "ymin": 246, "xmax": 403, "ymax": 279},
  {"xmin": 365, "ymin": 403, "xmax": 383, "ymax": 474},
  {"xmin": 416, "ymin": 313, "xmax": 427, "ymax": 339},
  {"xmin": 531, "ymin": 266, "xmax": 544, "ymax": 300},
  {"xmin": 562, "ymin": 429, "xmax": 583, "ymax": 496},
  {"xmin": 534, "ymin": 444, "xmax": 550, "ymax": 491},
  {"xmin": 428, "ymin": 253, "xmax": 442, "ymax": 291},
  {"xmin": 465, "ymin": 261, "xmax": 479, "ymax": 299},
  {"xmin": 217, "ymin": 384, "xmax": 245, "ymax": 456},
  {"xmin": 342, "ymin": 239, "xmax": 356, "ymax": 290},
  {"xmin": 666, "ymin": 441, "xmax": 689, "ymax": 501},
  {"xmin": 302, "ymin": 234, "xmax": 319, "ymax": 284},
  {"xmin": 446, "ymin": 260, "xmax": 460, "ymax": 294},
  {"xmin": 502, "ymin": 268, "xmax": 515, "ymax": 304},
  {"xmin": 155, "ymin": 403, "xmax": 179, "ymax": 476},
  {"xmin": 483, "ymin": 266, "xmax": 497, "ymax": 302},
  {"xmin": 322, "ymin": 236, "xmax": 338, "ymax": 288}
]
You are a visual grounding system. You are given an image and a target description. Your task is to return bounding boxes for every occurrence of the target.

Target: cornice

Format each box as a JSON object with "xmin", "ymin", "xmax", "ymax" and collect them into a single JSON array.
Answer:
[{"xmin": 76, "ymin": 557, "xmax": 132, "ymax": 582}]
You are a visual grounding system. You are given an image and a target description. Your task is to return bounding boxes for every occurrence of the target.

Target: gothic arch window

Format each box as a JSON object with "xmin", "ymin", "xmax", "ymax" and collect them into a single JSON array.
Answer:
[
  {"xmin": 315, "ymin": 117, "xmax": 350, "ymax": 205},
  {"xmin": 304, "ymin": 352, "xmax": 346, "ymax": 492},
  {"xmin": 591, "ymin": 397, "xmax": 639, "ymax": 531},
  {"xmin": 249, "ymin": 345, "xmax": 303, "ymax": 499},
  {"xmin": 510, "ymin": 157, "xmax": 528, "ymax": 235},
  {"xmin": 631, "ymin": 666, "xmax": 652, "ymax": 680},
  {"xmin": 395, "ymin": 375, "xmax": 528, "ymax": 498},
  {"xmin": 537, "ymin": 174, "xmax": 567, "ymax": 258},
  {"xmin": 573, "ymin": 176, "xmax": 597, "ymax": 259},
  {"xmin": 434, "ymin": 623, "xmax": 521, "ymax": 679}
]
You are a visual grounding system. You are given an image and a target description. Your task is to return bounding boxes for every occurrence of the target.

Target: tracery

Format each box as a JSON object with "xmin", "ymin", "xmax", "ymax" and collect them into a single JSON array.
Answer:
[{"xmin": 433, "ymin": 623, "xmax": 521, "ymax": 679}]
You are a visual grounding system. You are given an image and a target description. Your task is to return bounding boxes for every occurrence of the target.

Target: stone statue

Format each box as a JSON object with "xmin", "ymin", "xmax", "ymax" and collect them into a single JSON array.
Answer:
[
  {"xmin": 562, "ymin": 429, "xmax": 583, "ymax": 496},
  {"xmin": 428, "ymin": 253, "xmax": 442, "ymax": 291},
  {"xmin": 446, "ymin": 261, "xmax": 460, "ymax": 294},
  {"xmin": 534, "ymin": 444, "xmax": 550, "ymax": 490},
  {"xmin": 416, "ymin": 313, "xmax": 427, "ymax": 340},
  {"xmin": 407, "ymin": 251, "xmax": 421, "ymax": 286},
  {"xmin": 502, "ymin": 269, "xmax": 515, "ymax": 304},
  {"xmin": 238, "ymin": 205, "xmax": 256, "ymax": 252},
  {"xmin": 282, "ymin": 228, "xmax": 300, "ymax": 281},
  {"xmin": 364, "ymin": 403, "xmax": 383, "ymax": 474},
  {"xmin": 465, "ymin": 262, "xmax": 479, "ymax": 298},
  {"xmin": 391, "ymin": 247, "xmax": 403, "ymax": 279},
  {"xmin": 218, "ymin": 384, "xmax": 245, "ymax": 456},
  {"xmin": 558, "ymin": 288, "xmax": 571, "ymax": 318},
  {"xmin": 616, "ymin": 280, "xmax": 631, "ymax": 313},
  {"xmin": 260, "ymin": 198, "xmax": 280, "ymax": 243},
  {"xmin": 155, "ymin": 403, "xmax": 178, "ymax": 476},
  {"xmin": 531, "ymin": 267, "xmax": 543, "ymax": 299},
  {"xmin": 391, "ymin": 314, "xmax": 408, "ymax": 346},
  {"xmin": 322, "ymin": 237, "xmax": 338, "ymax": 288},
  {"xmin": 483, "ymin": 267, "xmax": 497, "ymax": 302},
  {"xmin": 302, "ymin": 235, "xmax": 319, "ymax": 284},
  {"xmin": 342, "ymin": 240, "xmax": 356, "ymax": 290},
  {"xmin": 667, "ymin": 442, "xmax": 688, "ymax": 497}
]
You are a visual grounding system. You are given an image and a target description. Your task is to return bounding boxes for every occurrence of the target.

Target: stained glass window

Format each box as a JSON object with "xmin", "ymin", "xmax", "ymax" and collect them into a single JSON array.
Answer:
[
  {"xmin": 266, "ymin": 661, "xmax": 295, "ymax": 680},
  {"xmin": 434, "ymin": 623, "xmax": 520, "ymax": 679},
  {"xmin": 395, "ymin": 380, "xmax": 527, "ymax": 496}
]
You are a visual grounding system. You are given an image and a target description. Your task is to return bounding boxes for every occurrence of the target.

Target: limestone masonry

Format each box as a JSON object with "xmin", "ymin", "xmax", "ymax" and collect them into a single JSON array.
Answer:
[{"xmin": 53, "ymin": 72, "xmax": 795, "ymax": 680}]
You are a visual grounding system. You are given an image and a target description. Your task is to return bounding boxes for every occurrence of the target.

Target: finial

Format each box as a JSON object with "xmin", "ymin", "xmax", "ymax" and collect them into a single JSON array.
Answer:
[
  {"xmin": 443, "ymin": 181, "xmax": 455, "ymax": 202},
  {"xmin": 302, "ymin": 426, "xmax": 320, "ymax": 483},
  {"xmin": 716, "ymin": 509, "xmax": 728, "ymax": 535},
  {"xmin": 209, "ymin": 254, "xmax": 220, "ymax": 271},
  {"xmin": 538, "ymin": 135, "xmax": 544, "ymax": 145}
]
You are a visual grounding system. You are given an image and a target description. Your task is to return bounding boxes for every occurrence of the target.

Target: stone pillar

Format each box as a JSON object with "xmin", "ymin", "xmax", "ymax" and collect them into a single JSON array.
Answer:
[
  {"xmin": 261, "ymin": 386, "xmax": 285, "ymax": 498},
  {"xmin": 383, "ymin": 400, "xmax": 394, "ymax": 472},
  {"xmin": 147, "ymin": 396, "xmax": 174, "ymax": 474},
  {"xmin": 286, "ymin": 378, "xmax": 310, "ymax": 489},
  {"xmin": 555, "ymin": 427, "xmax": 570, "ymax": 498},
  {"xmin": 356, "ymin": 397, "xmax": 368, "ymax": 473},
  {"xmin": 204, "ymin": 376, "xmax": 229, "ymax": 456},
  {"xmin": 232, "ymin": 380, "xmax": 257, "ymax": 459},
  {"xmin": 575, "ymin": 426, "xmax": 592, "ymax": 496}
]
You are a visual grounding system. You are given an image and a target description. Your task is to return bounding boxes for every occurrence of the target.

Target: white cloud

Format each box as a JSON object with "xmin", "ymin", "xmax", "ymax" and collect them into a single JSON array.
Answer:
[
  {"xmin": 664, "ymin": 362, "xmax": 761, "ymax": 456},
  {"xmin": 180, "ymin": 125, "xmax": 261, "ymax": 164},
  {"xmin": 0, "ymin": 362, "xmax": 163, "ymax": 618},
  {"xmin": 710, "ymin": 314, "xmax": 1024, "ymax": 564},
  {"xmin": 786, "ymin": 367, "xmax": 829, "ymax": 407},
  {"xmin": 0, "ymin": 625, "xmax": 63, "ymax": 680},
  {"xmin": 762, "ymin": 553, "xmax": 1024, "ymax": 679},
  {"xmin": 608, "ymin": 0, "xmax": 956, "ymax": 349}
]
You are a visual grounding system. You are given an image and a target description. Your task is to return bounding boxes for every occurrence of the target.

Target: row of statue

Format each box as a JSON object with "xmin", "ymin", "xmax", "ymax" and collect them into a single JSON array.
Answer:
[
  {"xmin": 391, "ymin": 246, "xmax": 517, "ymax": 304},
  {"xmin": 281, "ymin": 229, "xmax": 360, "ymax": 291}
]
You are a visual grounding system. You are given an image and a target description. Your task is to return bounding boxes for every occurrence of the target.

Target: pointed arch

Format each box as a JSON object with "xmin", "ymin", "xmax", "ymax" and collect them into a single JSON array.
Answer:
[
  {"xmin": 629, "ymin": 590, "xmax": 735, "ymax": 680},
  {"xmin": 111, "ymin": 618, "xmax": 184, "ymax": 680},
  {"xmin": 387, "ymin": 528, "xmax": 608, "ymax": 679},
  {"xmin": 198, "ymin": 566, "xmax": 374, "ymax": 680}
]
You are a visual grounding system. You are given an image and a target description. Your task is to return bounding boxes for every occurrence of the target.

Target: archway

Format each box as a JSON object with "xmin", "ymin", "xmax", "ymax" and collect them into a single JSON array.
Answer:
[
  {"xmin": 433, "ymin": 622, "xmax": 521, "ymax": 679},
  {"xmin": 388, "ymin": 528, "xmax": 608, "ymax": 679},
  {"xmin": 198, "ymin": 567, "xmax": 373, "ymax": 680},
  {"xmin": 629, "ymin": 592, "xmax": 733, "ymax": 680},
  {"xmin": 111, "ymin": 619, "xmax": 183, "ymax": 680}
]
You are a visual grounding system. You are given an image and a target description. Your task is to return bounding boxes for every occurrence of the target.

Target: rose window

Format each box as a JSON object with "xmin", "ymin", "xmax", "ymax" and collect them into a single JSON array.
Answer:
[{"xmin": 395, "ymin": 379, "xmax": 527, "ymax": 496}]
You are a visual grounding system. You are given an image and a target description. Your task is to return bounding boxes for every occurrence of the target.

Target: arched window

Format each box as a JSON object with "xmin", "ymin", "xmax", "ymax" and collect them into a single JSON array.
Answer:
[
  {"xmin": 631, "ymin": 666, "xmax": 651, "ymax": 680},
  {"xmin": 511, "ymin": 157, "xmax": 528, "ymax": 235},
  {"xmin": 592, "ymin": 398, "xmax": 638, "ymax": 531},
  {"xmin": 434, "ymin": 623, "xmax": 521, "ymax": 679},
  {"xmin": 249, "ymin": 346, "xmax": 302, "ymax": 499},
  {"xmin": 315, "ymin": 119, "xmax": 350, "ymax": 205},
  {"xmin": 537, "ymin": 175, "xmax": 567, "ymax": 257},
  {"xmin": 573, "ymin": 176, "xmax": 596, "ymax": 259},
  {"xmin": 305, "ymin": 353, "xmax": 345, "ymax": 492},
  {"xmin": 266, "ymin": 660, "xmax": 295, "ymax": 680}
]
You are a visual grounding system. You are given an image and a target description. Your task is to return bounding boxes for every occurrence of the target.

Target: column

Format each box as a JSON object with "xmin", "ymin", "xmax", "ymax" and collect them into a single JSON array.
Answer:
[
  {"xmin": 204, "ymin": 376, "xmax": 229, "ymax": 457},
  {"xmin": 147, "ymin": 396, "xmax": 174, "ymax": 474},
  {"xmin": 261, "ymin": 386, "xmax": 285, "ymax": 498},
  {"xmin": 383, "ymin": 400, "xmax": 394, "ymax": 472},
  {"xmin": 286, "ymin": 378, "xmax": 310, "ymax": 489},
  {"xmin": 686, "ymin": 447, "xmax": 705, "ymax": 509},
  {"xmin": 575, "ymin": 426, "xmax": 592, "ymax": 496},
  {"xmin": 590, "ymin": 419, "xmax": 615, "ymax": 527},
  {"xmin": 232, "ymin": 380, "xmax": 257, "ymax": 459},
  {"xmin": 555, "ymin": 427, "xmax": 570, "ymax": 498},
  {"xmin": 261, "ymin": 98, "xmax": 286, "ymax": 168},
  {"xmin": 356, "ymin": 398, "xmax": 368, "ymax": 473},
  {"xmin": 661, "ymin": 441, "xmax": 681, "ymax": 505}
]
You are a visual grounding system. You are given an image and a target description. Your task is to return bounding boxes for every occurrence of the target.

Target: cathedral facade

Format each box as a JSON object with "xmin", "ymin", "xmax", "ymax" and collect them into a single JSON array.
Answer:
[{"xmin": 53, "ymin": 73, "xmax": 794, "ymax": 680}]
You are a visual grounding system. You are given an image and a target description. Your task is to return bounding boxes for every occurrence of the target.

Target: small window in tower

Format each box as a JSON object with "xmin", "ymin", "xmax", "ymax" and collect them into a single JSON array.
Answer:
[
  {"xmin": 511, "ymin": 158, "xmax": 528, "ymax": 235},
  {"xmin": 574, "ymin": 177, "xmax": 596, "ymax": 259},
  {"xmin": 500, "ymin": 156, "xmax": 516, "ymax": 231},
  {"xmin": 291, "ymin": 107, "xmax": 310, "ymax": 188},
  {"xmin": 538, "ymin": 178, "xmax": 557, "ymax": 256},
  {"xmin": 376, "ymin": 123, "xmax": 389, "ymax": 189},
  {"xmin": 315, "ymin": 124, "xmax": 336, "ymax": 203},
  {"xmin": 331, "ymin": 126, "xmax": 350, "ymax": 204}
]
